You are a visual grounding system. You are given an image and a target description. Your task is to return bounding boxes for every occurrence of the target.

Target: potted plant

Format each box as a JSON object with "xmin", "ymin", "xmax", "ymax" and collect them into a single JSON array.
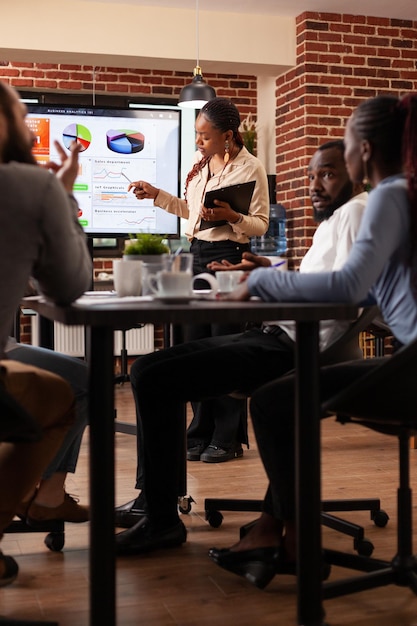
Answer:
[
  {"xmin": 123, "ymin": 233, "xmax": 170, "ymax": 262},
  {"xmin": 123, "ymin": 234, "xmax": 170, "ymax": 295}
]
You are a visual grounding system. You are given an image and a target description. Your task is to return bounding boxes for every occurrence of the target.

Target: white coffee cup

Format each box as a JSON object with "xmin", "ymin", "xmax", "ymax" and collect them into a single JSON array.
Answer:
[
  {"xmin": 113, "ymin": 259, "xmax": 142, "ymax": 297},
  {"xmin": 149, "ymin": 270, "xmax": 193, "ymax": 297},
  {"xmin": 149, "ymin": 270, "xmax": 223, "ymax": 298},
  {"xmin": 215, "ymin": 270, "xmax": 245, "ymax": 293}
]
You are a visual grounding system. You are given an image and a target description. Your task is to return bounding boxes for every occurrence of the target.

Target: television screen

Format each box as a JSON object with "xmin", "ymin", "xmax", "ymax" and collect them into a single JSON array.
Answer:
[{"xmin": 26, "ymin": 104, "xmax": 181, "ymax": 237}]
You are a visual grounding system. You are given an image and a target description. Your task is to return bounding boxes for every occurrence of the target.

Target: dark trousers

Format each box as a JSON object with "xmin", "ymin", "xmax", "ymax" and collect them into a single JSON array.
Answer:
[
  {"xmin": 185, "ymin": 238, "xmax": 251, "ymax": 449},
  {"xmin": 129, "ymin": 327, "xmax": 295, "ymax": 525},
  {"xmin": 250, "ymin": 357, "xmax": 390, "ymax": 522}
]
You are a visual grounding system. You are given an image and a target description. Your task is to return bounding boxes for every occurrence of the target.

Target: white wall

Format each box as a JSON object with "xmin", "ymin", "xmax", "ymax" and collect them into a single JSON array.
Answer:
[{"xmin": 2, "ymin": 1, "xmax": 295, "ymax": 77}]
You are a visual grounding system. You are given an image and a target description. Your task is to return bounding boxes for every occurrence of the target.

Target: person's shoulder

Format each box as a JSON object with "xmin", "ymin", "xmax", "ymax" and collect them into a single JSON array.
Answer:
[
  {"xmin": 6, "ymin": 161, "xmax": 51, "ymax": 182},
  {"xmin": 334, "ymin": 192, "xmax": 368, "ymax": 219},
  {"xmin": 236, "ymin": 148, "xmax": 268, "ymax": 178}
]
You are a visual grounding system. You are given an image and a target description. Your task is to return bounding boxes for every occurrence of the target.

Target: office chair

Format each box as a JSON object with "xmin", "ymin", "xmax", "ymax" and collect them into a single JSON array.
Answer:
[
  {"xmin": 0, "ymin": 386, "xmax": 59, "ymax": 625},
  {"xmin": 204, "ymin": 306, "xmax": 390, "ymax": 557},
  {"xmin": 321, "ymin": 335, "xmax": 417, "ymax": 600}
]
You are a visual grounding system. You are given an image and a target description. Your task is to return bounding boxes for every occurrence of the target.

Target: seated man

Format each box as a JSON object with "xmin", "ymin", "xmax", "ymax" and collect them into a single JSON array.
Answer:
[
  {"xmin": 114, "ymin": 139, "xmax": 368, "ymax": 549},
  {"xmin": 0, "ymin": 80, "xmax": 92, "ymax": 584}
]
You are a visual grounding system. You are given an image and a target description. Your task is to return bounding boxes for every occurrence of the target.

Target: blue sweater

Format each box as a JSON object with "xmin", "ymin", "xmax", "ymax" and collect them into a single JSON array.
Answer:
[{"xmin": 247, "ymin": 175, "xmax": 417, "ymax": 346}]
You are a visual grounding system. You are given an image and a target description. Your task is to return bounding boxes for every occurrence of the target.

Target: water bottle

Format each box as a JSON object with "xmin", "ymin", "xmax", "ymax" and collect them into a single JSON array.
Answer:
[{"xmin": 251, "ymin": 204, "xmax": 287, "ymax": 257}]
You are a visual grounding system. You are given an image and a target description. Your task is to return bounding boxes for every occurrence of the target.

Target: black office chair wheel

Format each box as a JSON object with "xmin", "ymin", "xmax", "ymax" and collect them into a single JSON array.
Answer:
[
  {"xmin": 44, "ymin": 531, "xmax": 65, "ymax": 552},
  {"xmin": 178, "ymin": 495, "xmax": 194, "ymax": 515},
  {"xmin": 372, "ymin": 509, "xmax": 389, "ymax": 527},
  {"xmin": 354, "ymin": 537, "xmax": 374, "ymax": 557},
  {"xmin": 205, "ymin": 509, "xmax": 223, "ymax": 528}
]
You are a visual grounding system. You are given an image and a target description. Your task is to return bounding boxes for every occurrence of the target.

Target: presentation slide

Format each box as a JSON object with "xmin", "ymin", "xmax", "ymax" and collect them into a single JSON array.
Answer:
[{"xmin": 26, "ymin": 105, "xmax": 181, "ymax": 236}]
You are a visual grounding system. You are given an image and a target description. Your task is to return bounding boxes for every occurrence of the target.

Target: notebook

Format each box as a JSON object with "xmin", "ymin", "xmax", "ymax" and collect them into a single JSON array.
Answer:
[{"xmin": 200, "ymin": 180, "xmax": 256, "ymax": 230}]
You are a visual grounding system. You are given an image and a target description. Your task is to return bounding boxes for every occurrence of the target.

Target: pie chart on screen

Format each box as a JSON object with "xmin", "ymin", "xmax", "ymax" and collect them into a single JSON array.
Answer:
[
  {"xmin": 63, "ymin": 123, "xmax": 92, "ymax": 151},
  {"xmin": 106, "ymin": 129, "xmax": 145, "ymax": 154}
]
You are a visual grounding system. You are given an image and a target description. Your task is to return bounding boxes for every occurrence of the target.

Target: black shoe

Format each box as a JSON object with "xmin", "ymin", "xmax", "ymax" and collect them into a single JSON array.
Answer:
[
  {"xmin": 208, "ymin": 546, "xmax": 286, "ymax": 589},
  {"xmin": 115, "ymin": 493, "xmax": 147, "ymax": 528},
  {"xmin": 187, "ymin": 442, "xmax": 207, "ymax": 461},
  {"xmin": 200, "ymin": 442, "xmax": 244, "ymax": 463},
  {"xmin": 209, "ymin": 545, "xmax": 331, "ymax": 588},
  {"xmin": 116, "ymin": 516, "xmax": 187, "ymax": 555}
]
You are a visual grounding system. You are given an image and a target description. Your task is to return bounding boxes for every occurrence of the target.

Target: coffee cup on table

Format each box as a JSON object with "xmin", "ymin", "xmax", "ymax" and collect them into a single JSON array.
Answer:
[
  {"xmin": 149, "ymin": 270, "xmax": 194, "ymax": 298},
  {"xmin": 149, "ymin": 270, "xmax": 221, "ymax": 299},
  {"xmin": 113, "ymin": 259, "xmax": 142, "ymax": 297},
  {"xmin": 148, "ymin": 252, "xmax": 195, "ymax": 298},
  {"xmin": 215, "ymin": 270, "xmax": 245, "ymax": 293}
]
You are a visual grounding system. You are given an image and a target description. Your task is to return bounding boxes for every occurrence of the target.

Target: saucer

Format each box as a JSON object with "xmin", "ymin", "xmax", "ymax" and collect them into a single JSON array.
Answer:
[{"xmin": 153, "ymin": 295, "xmax": 195, "ymax": 304}]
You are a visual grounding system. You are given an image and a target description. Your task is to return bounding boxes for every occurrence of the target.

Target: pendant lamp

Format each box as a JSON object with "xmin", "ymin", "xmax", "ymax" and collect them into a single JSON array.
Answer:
[{"xmin": 178, "ymin": 0, "xmax": 216, "ymax": 109}]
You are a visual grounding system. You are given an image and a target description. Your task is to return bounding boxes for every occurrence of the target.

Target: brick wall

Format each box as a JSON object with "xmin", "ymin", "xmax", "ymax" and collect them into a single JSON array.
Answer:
[
  {"xmin": 0, "ymin": 61, "xmax": 257, "ymax": 117},
  {"xmin": 276, "ymin": 12, "xmax": 417, "ymax": 268}
]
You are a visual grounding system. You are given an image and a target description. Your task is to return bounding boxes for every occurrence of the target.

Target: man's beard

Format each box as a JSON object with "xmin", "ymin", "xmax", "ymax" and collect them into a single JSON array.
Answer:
[
  {"xmin": 2, "ymin": 127, "xmax": 37, "ymax": 165},
  {"xmin": 313, "ymin": 180, "xmax": 354, "ymax": 223}
]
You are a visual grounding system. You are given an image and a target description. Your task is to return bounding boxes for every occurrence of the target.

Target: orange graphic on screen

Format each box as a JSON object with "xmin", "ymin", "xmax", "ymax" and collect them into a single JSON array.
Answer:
[{"xmin": 27, "ymin": 117, "xmax": 50, "ymax": 158}]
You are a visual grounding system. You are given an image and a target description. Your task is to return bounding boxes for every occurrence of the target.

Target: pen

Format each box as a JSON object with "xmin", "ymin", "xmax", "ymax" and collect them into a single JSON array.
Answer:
[
  {"xmin": 272, "ymin": 260, "xmax": 286, "ymax": 268},
  {"xmin": 121, "ymin": 171, "xmax": 132, "ymax": 183}
]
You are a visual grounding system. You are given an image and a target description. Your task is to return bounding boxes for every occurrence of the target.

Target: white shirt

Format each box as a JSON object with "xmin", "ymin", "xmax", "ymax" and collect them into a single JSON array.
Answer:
[{"xmin": 272, "ymin": 191, "xmax": 368, "ymax": 349}]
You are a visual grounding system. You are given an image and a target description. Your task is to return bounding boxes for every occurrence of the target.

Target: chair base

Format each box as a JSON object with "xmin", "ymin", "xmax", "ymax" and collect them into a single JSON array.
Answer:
[
  {"xmin": 323, "ymin": 549, "xmax": 417, "ymax": 599},
  {"xmin": 204, "ymin": 497, "xmax": 388, "ymax": 555}
]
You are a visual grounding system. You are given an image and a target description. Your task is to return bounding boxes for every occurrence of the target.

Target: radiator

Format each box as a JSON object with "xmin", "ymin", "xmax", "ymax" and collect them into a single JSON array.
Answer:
[{"xmin": 31, "ymin": 315, "xmax": 154, "ymax": 357}]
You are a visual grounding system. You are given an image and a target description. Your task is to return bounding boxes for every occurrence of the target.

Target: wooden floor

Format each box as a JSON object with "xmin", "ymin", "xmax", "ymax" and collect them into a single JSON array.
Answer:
[{"xmin": 2, "ymin": 382, "xmax": 417, "ymax": 625}]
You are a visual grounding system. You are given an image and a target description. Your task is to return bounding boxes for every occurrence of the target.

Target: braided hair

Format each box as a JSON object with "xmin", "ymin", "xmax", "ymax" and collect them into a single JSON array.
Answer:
[
  {"xmin": 350, "ymin": 93, "xmax": 417, "ymax": 249},
  {"xmin": 184, "ymin": 97, "xmax": 244, "ymax": 199}
]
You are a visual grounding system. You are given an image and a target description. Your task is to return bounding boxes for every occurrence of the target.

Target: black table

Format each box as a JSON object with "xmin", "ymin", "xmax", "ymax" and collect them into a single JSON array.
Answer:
[{"xmin": 24, "ymin": 296, "xmax": 358, "ymax": 626}]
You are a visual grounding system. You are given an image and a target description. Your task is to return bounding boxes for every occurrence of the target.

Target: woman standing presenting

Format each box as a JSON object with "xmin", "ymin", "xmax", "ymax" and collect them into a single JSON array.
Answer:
[{"xmin": 116, "ymin": 98, "xmax": 269, "ymax": 526}]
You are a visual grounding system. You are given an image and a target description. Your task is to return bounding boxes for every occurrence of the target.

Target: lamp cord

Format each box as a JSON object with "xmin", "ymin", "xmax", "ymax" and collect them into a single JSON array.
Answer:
[{"xmin": 195, "ymin": 0, "xmax": 200, "ymax": 67}]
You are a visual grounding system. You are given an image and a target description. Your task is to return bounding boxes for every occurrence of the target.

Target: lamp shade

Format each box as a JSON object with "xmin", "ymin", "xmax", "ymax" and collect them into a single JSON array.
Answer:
[{"xmin": 178, "ymin": 67, "xmax": 216, "ymax": 109}]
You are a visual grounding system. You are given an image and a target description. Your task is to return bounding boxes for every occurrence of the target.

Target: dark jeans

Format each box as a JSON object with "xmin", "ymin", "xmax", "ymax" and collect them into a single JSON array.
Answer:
[
  {"xmin": 250, "ymin": 357, "xmax": 390, "ymax": 522},
  {"xmin": 129, "ymin": 327, "xmax": 295, "ymax": 526}
]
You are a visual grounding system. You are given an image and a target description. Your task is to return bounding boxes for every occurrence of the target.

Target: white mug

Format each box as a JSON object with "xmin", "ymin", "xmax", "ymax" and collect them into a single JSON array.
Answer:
[
  {"xmin": 149, "ymin": 270, "xmax": 193, "ymax": 297},
  {"xmin": 149, "ymin": 271, "xmax": 220, "ymax": 298},
  {"xmin": 113, "ymin": 259, "xmax": 142, "ymax": 297},
  {"xmin": 215, "ymin": 270, "xmax": 245, "ymax": 293}
]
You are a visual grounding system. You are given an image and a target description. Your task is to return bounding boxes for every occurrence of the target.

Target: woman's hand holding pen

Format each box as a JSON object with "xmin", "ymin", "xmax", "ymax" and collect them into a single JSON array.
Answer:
[{"xmin": 128, "ymin": 180, "xmax": 159, "ymax": 200}]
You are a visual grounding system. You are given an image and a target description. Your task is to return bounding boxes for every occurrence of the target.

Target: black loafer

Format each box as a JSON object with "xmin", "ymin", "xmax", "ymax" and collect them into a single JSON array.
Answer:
[
  {"xmin": 200, "ymin": 443, "xmax": 243, "ymax": 463},
  {"xmin": 115, "ymin": 494, "xmax": 147, "ymax": 528},
  {"xmin": 116, "ymin": 516, "xmax": 187, "ymax": 555},
  {"xmin": 208, "ymin": 546, "xmax": 284, "ymax": 589},
  {"xmin": 187, "ymin": 442, "xmax": 207, "ymax": 461}
]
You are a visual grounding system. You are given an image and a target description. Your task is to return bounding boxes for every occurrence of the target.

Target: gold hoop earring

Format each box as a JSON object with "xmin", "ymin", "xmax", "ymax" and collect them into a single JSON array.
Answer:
[{"xmin": 223, "ymin": 140, "xmax": 230, "ymax": 164}]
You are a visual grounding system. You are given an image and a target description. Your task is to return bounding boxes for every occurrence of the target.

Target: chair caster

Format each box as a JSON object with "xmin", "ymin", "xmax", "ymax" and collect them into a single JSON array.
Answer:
[
  {"xmin": 44, "ymin": 531, "xmax": 65, "ymax": 552},
  {"xmin": 373, "ymin": 509, "xmax": 389, "ymax": 527},
  {"xmin": 178, "ymin": 495, "xmax": 194, "ymax": 514},
  {"xmin": 354, "ymin": 538, "xmax": 374, "ymax": 557},
  {"xmin": 205, "ymin": 509, "xmax": 223, "ymax": 528}
]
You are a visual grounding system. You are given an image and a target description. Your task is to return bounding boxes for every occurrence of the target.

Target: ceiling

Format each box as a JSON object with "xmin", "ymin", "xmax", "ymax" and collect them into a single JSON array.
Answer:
[{"xmin": 79, "ymin": 0, "xmax": 417, "ymax": 21}]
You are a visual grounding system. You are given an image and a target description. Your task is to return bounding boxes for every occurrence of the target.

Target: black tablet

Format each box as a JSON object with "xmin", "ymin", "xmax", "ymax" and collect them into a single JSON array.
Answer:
[{"xmin": 201, "ymin": 180, "xmax": 256, "ymax": 229}]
